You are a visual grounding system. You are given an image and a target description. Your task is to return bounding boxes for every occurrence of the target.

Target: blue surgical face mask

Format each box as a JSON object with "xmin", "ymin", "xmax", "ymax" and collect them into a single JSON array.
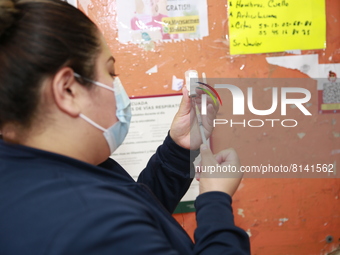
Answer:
[{"xmin": 74, "ymin": 73, "xmax": 132, "ymax": 154}]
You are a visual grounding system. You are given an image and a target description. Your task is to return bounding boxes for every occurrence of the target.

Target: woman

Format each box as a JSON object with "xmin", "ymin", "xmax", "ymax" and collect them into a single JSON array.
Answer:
[{"xmin": 0, "ymin": 0, "xmax": 250, "ymax": 254}]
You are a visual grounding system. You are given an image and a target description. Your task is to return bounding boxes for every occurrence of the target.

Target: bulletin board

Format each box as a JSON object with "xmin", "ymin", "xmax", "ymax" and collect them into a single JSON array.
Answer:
[{"xmin": 78, "ymin": 0, "xmax": 340, "ymax": 254}]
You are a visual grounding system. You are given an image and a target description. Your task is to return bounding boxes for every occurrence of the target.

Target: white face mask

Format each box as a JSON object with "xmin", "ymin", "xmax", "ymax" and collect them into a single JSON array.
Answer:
[{"xmin": 74, "ymin": 73, "xmax": 132, "ymax": 154}]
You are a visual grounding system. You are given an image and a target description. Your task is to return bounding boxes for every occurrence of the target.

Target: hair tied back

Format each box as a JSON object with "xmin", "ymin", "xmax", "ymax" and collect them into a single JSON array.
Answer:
[{"xmin": 0, "ymin": 0, "xmax": 19, "ymax": 37}]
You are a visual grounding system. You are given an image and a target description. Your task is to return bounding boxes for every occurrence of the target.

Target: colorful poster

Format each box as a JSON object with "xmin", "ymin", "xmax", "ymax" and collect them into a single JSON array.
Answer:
[
  {"xmin": 116, "ymin": 0, "xmax": 209, "ymax": 43},
  {"xmin": 228, "ymin": 0, "xmax": 326, "ymax": 55},
  {"xmin": 318, "ymin": 64, "xmax": 340, "ymax": 114}
]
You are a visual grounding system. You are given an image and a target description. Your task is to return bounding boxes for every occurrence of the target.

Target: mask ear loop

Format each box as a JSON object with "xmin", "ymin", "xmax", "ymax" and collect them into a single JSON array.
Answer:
[
  {"xmin": 79, "ymin": 114, "xmax": 106, "ymax": 132},
  {"xmin": 74, "ymin": 73, "xmax": 114, "ymax": 132},
  {"xmin": 74, "ymin": 73, "xmax": 115, "ymax": 92},
  {"xmin": 193, "ymin": 98, "xmax": 208, "ymax": 146}
]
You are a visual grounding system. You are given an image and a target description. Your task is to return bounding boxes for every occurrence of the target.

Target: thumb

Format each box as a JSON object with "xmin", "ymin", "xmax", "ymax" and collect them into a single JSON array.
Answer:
[
  {"xmin": 176, "ymin": 86, "xmax": 191, "ymax": 117},
  {"xmin": 200, "ymin": 144, "xmax": 217, "ymax": 176}
]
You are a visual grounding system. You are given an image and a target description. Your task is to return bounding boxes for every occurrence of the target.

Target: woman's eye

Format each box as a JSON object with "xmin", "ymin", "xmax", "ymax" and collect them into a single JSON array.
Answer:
[{"xmin": 110, "ymin": 73, "xmax": 118, "ymax": 78}]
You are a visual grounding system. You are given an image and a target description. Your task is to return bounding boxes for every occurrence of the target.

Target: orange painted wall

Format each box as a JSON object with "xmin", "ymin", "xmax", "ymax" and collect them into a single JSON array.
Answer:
[{"xmin": 80, "ymin": 0, "xmax": 340, "ymax": 254}]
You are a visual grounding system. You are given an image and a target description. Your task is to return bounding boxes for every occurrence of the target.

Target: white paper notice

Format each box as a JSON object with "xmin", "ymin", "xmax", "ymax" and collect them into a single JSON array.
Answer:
[
  {"xmin": 111, "ymin": 95, "xmax": 199, "ymax": 202},
  {"xmin": 172, "ymin": 75, "xmax": 184, "ymax": 91},
  {"xmin": 146, "ymin": 65, "xmax": 158, "ymax": 74},
  {"xmin": 266, "ymin": 54, "xmax": 340, "ymax": 114},
  {"xmin": 266, "ymin": 54, "xmax": 320, "ymax": 78},
  {"xmin": 116, "ymin": 0, "xmax": 209, "ymax": 43},
  {"xmin": 285, "ymin": 50, "xmax": 302, "ymax": 55}
]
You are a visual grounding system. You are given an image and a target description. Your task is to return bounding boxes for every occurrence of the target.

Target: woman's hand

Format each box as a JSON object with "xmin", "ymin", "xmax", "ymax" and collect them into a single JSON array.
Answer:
[
  {"xmin": 169, "ymin": 87, "xmax": 219, "ymax": 150},
  {"xmin": 198, "ymin": 144, "xmax": 243, "ymax": 196}
]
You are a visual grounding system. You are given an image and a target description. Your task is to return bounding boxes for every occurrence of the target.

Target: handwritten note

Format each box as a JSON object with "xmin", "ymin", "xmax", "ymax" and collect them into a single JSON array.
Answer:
[{"xmin": 228, "ymin": 0, "xmax": 326, "ymax": 55}]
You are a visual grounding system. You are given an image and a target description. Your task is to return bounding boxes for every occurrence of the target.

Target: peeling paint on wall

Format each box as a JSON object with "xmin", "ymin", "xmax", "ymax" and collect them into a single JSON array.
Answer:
[
  {"xmin": 278, "ymin": 218, "xmax": 289, "ymax": 226},
  {"xmin": 297, "ymin": 133, "xmax": 306, "ymax": 139},
  {"xmin": 237, "ymin": 208, "xmax": 245, "ymax": 218},
  {"xmin": 331, "ymin": 149, "xmax": 340, "ymax": 155},
  {"xmin": 333, "ymin": 132, "xmax": 340, "ymax": 138}
]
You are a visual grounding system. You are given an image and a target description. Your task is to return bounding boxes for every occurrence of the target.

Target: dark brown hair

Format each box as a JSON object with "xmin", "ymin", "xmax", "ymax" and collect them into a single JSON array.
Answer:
[{"xmin": 0, "ymin": 0, "xmax": 101, "ymax": 129}]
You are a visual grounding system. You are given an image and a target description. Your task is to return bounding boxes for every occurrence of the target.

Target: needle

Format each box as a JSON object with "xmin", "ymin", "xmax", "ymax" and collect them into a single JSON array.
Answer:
[{"xmin": 194, "ymin": 99, "xmax": 208, "ymax": 146}]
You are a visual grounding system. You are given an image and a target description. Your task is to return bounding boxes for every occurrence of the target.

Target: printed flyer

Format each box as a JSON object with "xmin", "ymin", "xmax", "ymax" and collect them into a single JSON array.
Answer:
[
  {"xmin": 318, "ymin": 65, "xmax": 340, "ymax": 114},
  {"xmin": 116, "ymin": 0, "xmax": 209, "ymax": 43}
]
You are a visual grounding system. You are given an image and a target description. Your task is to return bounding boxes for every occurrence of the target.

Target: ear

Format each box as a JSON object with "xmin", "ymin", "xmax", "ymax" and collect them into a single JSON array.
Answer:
[{"xmin": 51, "ymin": 67, "xmax": 84, "ymax": 118}]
